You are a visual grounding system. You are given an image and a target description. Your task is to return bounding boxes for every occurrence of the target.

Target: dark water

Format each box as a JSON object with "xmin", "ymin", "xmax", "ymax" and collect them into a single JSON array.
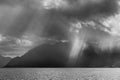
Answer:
[{"xmin": 0, "ymin": 68, "xmax": 120, "ymax": 80}]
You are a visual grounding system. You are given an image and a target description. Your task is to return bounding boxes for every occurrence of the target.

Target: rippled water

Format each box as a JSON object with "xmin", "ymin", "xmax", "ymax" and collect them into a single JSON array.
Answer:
[{"xmin": 0, "ymin": 68, "xmax": 120, "ymax": 80}]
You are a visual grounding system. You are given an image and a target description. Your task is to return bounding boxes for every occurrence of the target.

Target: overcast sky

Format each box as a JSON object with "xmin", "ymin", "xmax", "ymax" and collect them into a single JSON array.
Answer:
[{"xmin": 0, "ymin": 0, "xmax": 119, "ymax": 58}]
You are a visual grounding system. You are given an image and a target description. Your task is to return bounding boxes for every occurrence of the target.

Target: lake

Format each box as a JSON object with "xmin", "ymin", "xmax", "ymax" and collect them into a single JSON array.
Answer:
[{"xmin": 0, "ymin": 68, "xmax": 120, "ymax": 80}]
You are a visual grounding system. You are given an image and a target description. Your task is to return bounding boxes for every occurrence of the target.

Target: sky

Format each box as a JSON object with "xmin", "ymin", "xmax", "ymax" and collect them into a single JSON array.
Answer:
[{"xmin": 0, "ymin": 0, "xmax": 120, "ymax": 58}]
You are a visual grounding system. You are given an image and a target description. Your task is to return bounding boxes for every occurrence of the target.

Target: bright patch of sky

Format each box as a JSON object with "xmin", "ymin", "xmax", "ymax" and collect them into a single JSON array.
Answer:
[
  {"xmin": 42, "ymin": 0, "xmax": 68, "ymax": 9},
  {"xmin": 102, "ymin": 13, "xmax": 120, "ymax": 36}
]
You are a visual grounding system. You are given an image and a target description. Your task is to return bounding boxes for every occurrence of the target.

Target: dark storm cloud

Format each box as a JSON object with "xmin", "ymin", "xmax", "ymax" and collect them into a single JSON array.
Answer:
[
  {"xmin": 43, "ymin": 0, "xmax": 119, "ymax": 40},
  {"xmin": 2, "ymin": 0, "xmax": 119, "ymax": 39},
  {"xmin": 50, "ymin": 0, "xmax": 119, "ymax": 20},
  {"xmin": 44, "ymin": 16, "xmax": 70, "ymax": 40},
  {"xmin": 6, "ymin": 8, "xmax": 35, "ymax": 38}
]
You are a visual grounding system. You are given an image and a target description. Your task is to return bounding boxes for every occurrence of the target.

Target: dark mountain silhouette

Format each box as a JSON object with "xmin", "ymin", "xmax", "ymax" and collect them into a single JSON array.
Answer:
[
  {"xmin": 5, "ymin": 42, "xmax": 70, "ymax": 67},
  {"xmin": 5, "ymin": 41, "xmax": 120, "ymax": 67},
  {"xmin": 0, "ymin": 55, "xmax": 11, "ymax": 67}
]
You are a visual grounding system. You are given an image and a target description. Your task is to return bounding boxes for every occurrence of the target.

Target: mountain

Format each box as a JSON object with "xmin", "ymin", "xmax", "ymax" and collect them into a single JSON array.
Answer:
[
  {"xmin": 5, "ymin": 41, "xmax": 120, "ymax": 67},
  {"xmin": 5, "ymin": 42, "xmax": 70, "ymax": 67},
  {"xmin": 0, "ymin": 55, "xmax": 11, "ymax": 67}
]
